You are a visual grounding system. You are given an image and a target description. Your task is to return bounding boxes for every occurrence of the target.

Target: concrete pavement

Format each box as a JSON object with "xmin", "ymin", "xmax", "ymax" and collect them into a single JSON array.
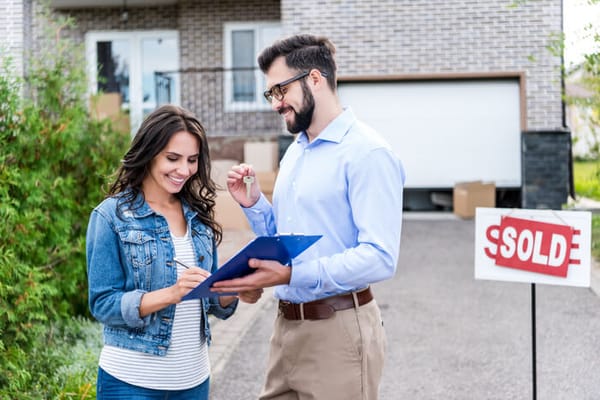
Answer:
[
  {"xmin": 208, "ymin": 229, "xmax": 270, "ymax": 378},
  {"xmin": 208, "ymin": 211, "xmax": 600, "ymax": 399}
]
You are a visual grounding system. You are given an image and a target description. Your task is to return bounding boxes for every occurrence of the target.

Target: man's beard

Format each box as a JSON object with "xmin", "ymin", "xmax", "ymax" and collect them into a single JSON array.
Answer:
[{"xmin": 285, "ymin": 81, "xmax": 315, "ymax": 134}]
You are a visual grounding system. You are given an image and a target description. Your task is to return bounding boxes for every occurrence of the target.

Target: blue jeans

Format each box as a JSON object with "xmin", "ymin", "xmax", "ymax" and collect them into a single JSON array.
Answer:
[{"xmin": 97, "ymin": 367, "xmax": 210, "ymax": 400}]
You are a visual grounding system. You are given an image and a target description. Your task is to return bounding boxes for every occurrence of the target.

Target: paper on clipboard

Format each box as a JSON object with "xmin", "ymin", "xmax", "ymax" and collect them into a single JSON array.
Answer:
[{"xmin": 182, "ymin": 234, "xmax": 322, "ymax": 299}]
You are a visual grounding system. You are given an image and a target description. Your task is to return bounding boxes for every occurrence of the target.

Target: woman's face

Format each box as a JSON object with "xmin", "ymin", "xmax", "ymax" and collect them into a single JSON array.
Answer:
[{"xmin": 143, "ymin": 130, "xmax": 200, "ymax": 199}]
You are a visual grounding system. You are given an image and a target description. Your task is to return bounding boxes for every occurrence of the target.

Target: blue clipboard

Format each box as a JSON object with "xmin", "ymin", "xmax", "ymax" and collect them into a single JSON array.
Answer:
[{"xmin": 183, "ymin": 234, "xmax": 322, "ymax": 299}]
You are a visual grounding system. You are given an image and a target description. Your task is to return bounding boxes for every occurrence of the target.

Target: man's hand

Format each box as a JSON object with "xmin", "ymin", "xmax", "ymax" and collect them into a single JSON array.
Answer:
[
  {"xmin": 227, "ymin": 164, "xmax": 261, "ymax": 208},
  {"xmin": 211, "ymin": 258, "xmax": 291, "ymax": 293}
]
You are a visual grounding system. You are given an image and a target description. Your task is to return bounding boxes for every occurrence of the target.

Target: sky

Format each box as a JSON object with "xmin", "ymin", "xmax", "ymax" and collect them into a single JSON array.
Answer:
[{"xmin": 564, "ymin": 0, "xmax": 600, "ymax": 66}]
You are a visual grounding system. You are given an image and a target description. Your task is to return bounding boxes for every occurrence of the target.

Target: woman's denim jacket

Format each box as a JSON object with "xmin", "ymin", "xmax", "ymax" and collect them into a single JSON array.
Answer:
[{"xmin": 86, "ymin": 191, "xmax": 237, "ymax": 356}]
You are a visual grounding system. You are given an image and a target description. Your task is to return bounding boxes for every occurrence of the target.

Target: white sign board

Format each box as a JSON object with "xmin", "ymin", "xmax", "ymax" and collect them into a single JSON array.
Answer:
[{"xmin": 475, "ymin": 208, "xmax": 592, "ymax": 287}]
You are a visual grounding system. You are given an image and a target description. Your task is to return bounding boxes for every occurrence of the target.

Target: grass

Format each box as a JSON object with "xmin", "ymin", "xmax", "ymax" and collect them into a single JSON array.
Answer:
[
  {"xmin": 574, "ymin": 159, "xmax": 600, "ymax": 200},
  {"xmin": 573, "ymin": 160, "xmax": 600, "ymax": 260},
  {"xmin": 593, "ymin": 216, "xmax": 600, "ymax": 262}
]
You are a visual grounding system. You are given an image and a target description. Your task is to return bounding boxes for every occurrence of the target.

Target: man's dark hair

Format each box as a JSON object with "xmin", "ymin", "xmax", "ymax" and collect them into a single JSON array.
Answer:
[{"xmin": 258, "ymin": 34, "xmax": 337, "ymax": 90}]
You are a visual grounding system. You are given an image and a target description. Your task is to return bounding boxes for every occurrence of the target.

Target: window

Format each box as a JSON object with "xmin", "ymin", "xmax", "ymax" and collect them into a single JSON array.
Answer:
[
  {"xmin": 224, "ymin": 22, "xmax": 281, "ymax": 111},
  {"xmin": 85, "ymin": 30, "xmax": 180, "ymax": 133}
]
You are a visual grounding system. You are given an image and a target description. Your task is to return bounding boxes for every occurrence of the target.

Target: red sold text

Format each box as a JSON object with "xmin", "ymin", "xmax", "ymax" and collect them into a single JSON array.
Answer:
[{"xmin": 484, "ymin": 216, "xmax": 580, "ymax": 277}]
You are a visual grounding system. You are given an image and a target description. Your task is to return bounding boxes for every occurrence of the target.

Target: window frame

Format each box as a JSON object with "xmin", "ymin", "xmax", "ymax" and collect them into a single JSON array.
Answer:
[
  {"xmin": 223, "ymin": 22, "xmax": 281, "ymax": 112},
  {"xmin": 85, "ymin": 30, "xmax": 180, "ymax": 133}
]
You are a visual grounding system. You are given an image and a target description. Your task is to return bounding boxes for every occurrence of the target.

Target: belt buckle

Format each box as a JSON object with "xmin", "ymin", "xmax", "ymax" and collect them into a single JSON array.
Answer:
[
  {"xmin": 279, "ymin": 300, "xmax": 291, "ymax": 313},
  {"xmin": 279, "ymin": 300, "xmax": 300, "ymax": 320}
]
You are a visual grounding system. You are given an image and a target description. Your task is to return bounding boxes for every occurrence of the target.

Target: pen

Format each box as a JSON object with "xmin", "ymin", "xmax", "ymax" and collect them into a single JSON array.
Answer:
[{"xmin": 174, "ymin": 258, "xmax": 192, "ymax": 269}]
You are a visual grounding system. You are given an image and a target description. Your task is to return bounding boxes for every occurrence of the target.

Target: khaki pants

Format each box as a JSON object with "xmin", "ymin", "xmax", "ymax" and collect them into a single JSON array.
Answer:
[{"xmin": 259, "ymin": 299, "xmax": 386, "ymax": 400}]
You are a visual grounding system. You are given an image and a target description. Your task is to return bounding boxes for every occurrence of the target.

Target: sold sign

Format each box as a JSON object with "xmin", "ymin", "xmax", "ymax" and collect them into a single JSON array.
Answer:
[
  {"xmin": 484, "ymin": 216, "xmax": 579, "ymax": 277},
  {"xmin": 475, "ymin": 208, "xmax": 591, "ymax": 287}
]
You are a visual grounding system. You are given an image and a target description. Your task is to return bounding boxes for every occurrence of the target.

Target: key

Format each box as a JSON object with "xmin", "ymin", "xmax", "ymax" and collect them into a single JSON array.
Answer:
[{"xmin": 243, "ymin": 175, "xmax": 255, "ymax": 199}]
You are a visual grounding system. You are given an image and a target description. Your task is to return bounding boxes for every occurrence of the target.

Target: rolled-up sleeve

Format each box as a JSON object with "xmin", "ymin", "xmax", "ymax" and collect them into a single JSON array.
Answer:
[
  {"xmin": 205, "ymin": 240, "xmax": 238, "ymax": 319},
  {"xmin": 207, "ymin": 296, "xmax": 238, "ymax": 319},
  {"xmin": 87, "ymin": 209, "xmax": 150, "ymax": 329}
]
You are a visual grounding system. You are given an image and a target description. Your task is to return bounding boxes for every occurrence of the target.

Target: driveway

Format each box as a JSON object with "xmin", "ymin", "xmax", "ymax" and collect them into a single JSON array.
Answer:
[{"xmin": 209, "ymin": 213, "xmax": 600, "ymax": 400}]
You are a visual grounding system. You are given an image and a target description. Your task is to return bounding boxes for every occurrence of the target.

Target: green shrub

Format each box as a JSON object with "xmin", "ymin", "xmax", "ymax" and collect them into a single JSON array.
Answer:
[
  {"xmin": 573, "ymin": 160, "xmax": 600, "ymax": 200},
  {"xmin": 0, "ymin": 10, "xmax": 128, "ymax": 397},
  {"xmin": 48, "ymin": 318, "xmax": 102, "ymax": 399},
  {"xmin": 9, "ymin": 317, "xmax": 103, "ymax": 400},
  {"xmin": 593, "ymin": 215, "xmax": 600, "ymax": 261},
  {"xmin": 573, "ymin": 160, "xmax": 600, "ymax": 261}
]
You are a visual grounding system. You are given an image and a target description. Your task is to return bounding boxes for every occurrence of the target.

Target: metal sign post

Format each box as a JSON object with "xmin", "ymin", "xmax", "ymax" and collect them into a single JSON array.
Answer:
[{"xmin": 531, "ymin": 283, "xmax": 537, "ymax": 400}]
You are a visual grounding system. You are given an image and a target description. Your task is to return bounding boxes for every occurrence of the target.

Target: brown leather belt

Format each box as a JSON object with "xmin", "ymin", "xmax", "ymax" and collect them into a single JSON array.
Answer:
[{"xmin": 278, "ymin": 287, "xmax": 373, "ymax": 320}]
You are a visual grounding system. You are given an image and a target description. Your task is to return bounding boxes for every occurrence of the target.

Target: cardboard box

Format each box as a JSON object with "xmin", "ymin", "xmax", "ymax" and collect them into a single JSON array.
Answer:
[
  {"xmin": 255, "ymin": 170, "xmax": 278, "ymax": 194},
  {"xmin": 110, "ymin": 113, "xmax": 131, "ymax": 134},
  {"xmin": 244, "ymin": 141, "xmax": 278, "ymax": 172},
  {"xmin": 214, "ymin": 190, "xmax": 250, "ymax": 230},
  {"xmin": 453, "ymin": 181, "xmax": 496, "ymax": 219},
  {"xmin": 211, "ymin": 159, "xmax": 239, "ymax": 191},
  {"xmin": 89, "ymin": 93, "xmax": 131, "ymax": 133},
  {"xmin": 90, "ymin": 92, "xmax": 122, "ymax": 120}
]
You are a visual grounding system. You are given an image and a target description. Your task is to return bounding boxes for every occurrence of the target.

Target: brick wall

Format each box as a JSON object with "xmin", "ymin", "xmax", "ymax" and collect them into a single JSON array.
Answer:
[
  {"xmin": 30, "ymin": 0, "xmax": 565, "ymax": 169},
  {"xmin": 33, "ymin": 3, "xmax": 178, "ymax": 50},
  {"xmin": 177, "ymin": 0, "xmax": 281, "ymax": 139},
  {"xmin": 39, "ymin": 0, "xmax": 564, "ymax": 134},
  {"xmin": 522, "ymin": 131, "xmax": 572, "ymax": 209},
  {"xmin": 41, "ymin": 0, "xmax": 282, "ymax": 155},
  {"xmin": 1, "ymin": 0, "xmax": 26, "ymax": 77},
  {"xmin": 281, "ymin": 0, "xmax": 564, "ymax": 132}
]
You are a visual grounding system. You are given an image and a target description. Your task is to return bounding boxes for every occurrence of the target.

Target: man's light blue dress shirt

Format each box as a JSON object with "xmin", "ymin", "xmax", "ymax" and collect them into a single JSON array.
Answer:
[{"xmin": 243, "ymin": 107, "xmax": 405, "ymax": 303}]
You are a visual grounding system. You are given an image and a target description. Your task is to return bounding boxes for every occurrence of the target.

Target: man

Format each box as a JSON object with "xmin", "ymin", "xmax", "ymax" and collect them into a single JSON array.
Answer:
[{"xmin": 213, "ymin": 34, "xmax": 405, "ymax": 400}]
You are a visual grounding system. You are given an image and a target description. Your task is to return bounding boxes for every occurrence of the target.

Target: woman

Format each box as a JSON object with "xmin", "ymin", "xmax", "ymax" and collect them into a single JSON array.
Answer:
[{"xmin": 86, "ymin": 104, "xmax": 261, "ymax": 399}]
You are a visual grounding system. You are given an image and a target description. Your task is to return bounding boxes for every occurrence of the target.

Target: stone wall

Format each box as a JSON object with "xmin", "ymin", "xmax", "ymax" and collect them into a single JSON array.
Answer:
[{"xmin": 522, "ymin": 131, "xmax": 572, "ymax": 209}]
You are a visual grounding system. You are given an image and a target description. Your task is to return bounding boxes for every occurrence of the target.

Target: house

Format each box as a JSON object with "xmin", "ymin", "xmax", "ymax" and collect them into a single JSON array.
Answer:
[
  {"xmin": 566, "ymin": 65, "xmax": 598, "ymax": 159},
  {"xmin": 1, "ymin": 0, "xmax": 571, "ymax": 210}
]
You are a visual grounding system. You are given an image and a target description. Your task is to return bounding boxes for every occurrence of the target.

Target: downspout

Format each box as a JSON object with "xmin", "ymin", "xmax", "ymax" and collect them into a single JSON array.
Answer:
[{"xmin": 561, "ymin": 0, "xmax": 576, "ymax": 200}]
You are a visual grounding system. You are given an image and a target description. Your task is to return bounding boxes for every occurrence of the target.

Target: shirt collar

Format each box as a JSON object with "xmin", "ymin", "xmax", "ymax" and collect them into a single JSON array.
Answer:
[{"xmin": 297, "ymin": 107, "xmax": 356, "ymax": 145}]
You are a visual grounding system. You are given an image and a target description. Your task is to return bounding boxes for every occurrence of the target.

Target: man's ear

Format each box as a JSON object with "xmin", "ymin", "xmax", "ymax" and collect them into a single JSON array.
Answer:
[{"xmin": 308, "ymin": 69, "xmax": 328, "ymax": 90}]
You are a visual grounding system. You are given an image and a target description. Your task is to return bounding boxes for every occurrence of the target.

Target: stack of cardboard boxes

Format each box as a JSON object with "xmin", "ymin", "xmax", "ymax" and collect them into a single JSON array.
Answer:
[
  {"xmin": 212, "ymin": 159, "xmax": 249, "ymax": 230},
  {"xmin": 244, "ymin": 141, "xmax": 278, "ymax": 204},
  {"xmin": 453, "ymin": 181, "xmax": 496, "ymax": 219},
  {"xmin": 212, "ymin": 140, "xmax": 279, "ymax": 230},
  {"xmin": 89, "ymin": 92, "xmax": 130, "ymax": 134}
]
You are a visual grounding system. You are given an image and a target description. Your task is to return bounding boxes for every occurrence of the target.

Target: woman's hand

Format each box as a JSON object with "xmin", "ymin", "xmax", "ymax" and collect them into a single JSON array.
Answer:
[
  {"xmin": 172, "ymin": 267, "xmax": 211, "ymax": 302},
  {"xmin": 139, "ymin": 267, "xmax": 210, "ymax": 317},
  {"xmin": 238, "ymin": 288, "xmax": 264, "ymax": 304}
]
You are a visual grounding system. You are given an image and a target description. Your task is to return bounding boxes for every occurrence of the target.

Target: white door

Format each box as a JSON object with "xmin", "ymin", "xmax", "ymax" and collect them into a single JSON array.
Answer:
[
  {"xmin": 85, "ymin": 30, "xmax": 180, "ymax": 133},
  {"xmin": 338, "ymin": 80, "xmax": 522, "ymax": 189}
]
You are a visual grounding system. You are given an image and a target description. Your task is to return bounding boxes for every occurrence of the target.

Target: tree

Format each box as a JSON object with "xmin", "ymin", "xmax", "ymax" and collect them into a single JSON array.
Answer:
[{"xmin": 564, "ymin": 0, "xmax": 600, "ymax": 159}]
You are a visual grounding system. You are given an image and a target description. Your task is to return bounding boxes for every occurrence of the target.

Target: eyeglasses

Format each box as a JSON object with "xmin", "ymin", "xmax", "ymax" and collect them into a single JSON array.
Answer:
[
  {"xmin": 263, "ymin": 71, "xmax": 309, "ymax": 103},
  {"xmin": 263, "ymin": 70, "xmax": 328, "ymax": 103}
]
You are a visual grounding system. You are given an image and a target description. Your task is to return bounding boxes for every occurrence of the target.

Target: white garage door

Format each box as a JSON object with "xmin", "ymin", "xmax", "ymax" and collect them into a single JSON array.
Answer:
[{"xmin": 338, "ymin": 79, "xmax": 521, "ymax": 189}]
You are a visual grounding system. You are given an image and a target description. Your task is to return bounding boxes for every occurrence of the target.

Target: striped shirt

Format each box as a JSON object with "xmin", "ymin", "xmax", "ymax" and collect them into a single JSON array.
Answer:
[{"xmin": 99, "ymin": 232, "xmax": 210, "ymax": 390}]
